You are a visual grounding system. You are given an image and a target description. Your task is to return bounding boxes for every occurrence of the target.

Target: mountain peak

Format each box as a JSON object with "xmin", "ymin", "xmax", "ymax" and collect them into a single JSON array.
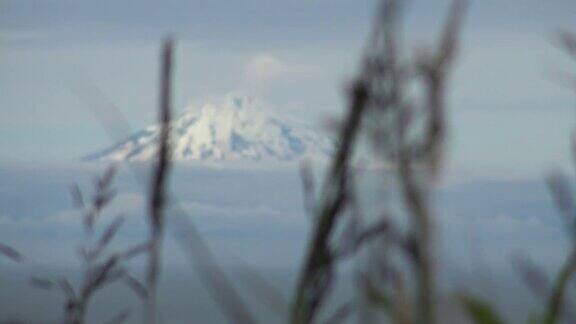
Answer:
[
  {"xmin": 86, "ymin": 94, "xmax": 331, "ymax": 163},
  {"xmin": 224, "ymin": 92, "xmax": 254, "ymax": 109}
]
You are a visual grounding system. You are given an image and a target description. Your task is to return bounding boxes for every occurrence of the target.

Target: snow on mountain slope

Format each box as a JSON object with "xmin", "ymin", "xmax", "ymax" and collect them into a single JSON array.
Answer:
[{"xmin": 86, "ymin": 93, "xmax": 332, "ymax": 162}]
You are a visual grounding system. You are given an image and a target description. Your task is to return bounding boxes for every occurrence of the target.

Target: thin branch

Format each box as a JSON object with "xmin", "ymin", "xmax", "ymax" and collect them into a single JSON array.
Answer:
[{"xmin": 145, "ymin": 36, "xmax": 174, "ymax": 324}]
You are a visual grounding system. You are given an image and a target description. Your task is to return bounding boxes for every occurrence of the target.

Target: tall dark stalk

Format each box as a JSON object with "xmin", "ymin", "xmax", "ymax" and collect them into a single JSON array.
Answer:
[
  {"xmin": 291, "ymin": 1, "xmax": 465, "ymax": 323},
  {"xmin": 291, "ymin": 81, "xmax": 369, "ymax": 324},
  {"xmin": 145, "ymin": 37, "xmax": 174, "ymax": 324}
]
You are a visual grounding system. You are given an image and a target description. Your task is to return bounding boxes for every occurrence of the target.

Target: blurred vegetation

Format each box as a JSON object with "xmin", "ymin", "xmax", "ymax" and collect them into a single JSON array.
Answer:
[{"xmin": 2, "ymin": 0, "xmax": 576, "ymax": 323}]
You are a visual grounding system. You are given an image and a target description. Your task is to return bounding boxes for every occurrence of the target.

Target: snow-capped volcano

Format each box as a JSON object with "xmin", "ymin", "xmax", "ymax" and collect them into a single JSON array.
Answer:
[{"xmin": 86, "ymin": 93, "xmax": 332, "ymax": 162}]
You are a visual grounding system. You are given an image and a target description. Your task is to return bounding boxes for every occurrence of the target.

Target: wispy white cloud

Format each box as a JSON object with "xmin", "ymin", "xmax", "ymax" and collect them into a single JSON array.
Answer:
[
  {"xmin": 242, "ymin": 54, "xmax": 319, "ymax": 93},
  {"xmin": 0, "ymin": 191, "xmax": 145, "ymax": 230},
  {"xmin": 182, "ymin": 200, "xmax": 295, "ymax": 220},
  {"xmin": 243, "ymin": 54, "xmax": 289, "ymax": 87}
]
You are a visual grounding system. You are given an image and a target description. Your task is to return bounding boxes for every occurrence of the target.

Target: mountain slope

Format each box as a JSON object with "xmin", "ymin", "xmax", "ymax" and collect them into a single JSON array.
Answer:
[{"xmin": 86, "ymin": 93, "xmax": 332, "ymax": 162}]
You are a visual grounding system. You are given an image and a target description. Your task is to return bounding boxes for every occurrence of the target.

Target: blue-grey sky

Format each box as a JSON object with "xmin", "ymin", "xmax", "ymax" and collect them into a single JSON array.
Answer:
[{"xmin": 1, "ymin": 0, "xmax": 575, "ymax": 179}]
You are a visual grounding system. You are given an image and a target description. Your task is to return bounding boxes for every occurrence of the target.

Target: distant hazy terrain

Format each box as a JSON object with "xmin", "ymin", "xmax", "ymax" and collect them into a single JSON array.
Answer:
[{"xmin": 0, "ymin": 162, "xmax": 567, "ymax": 322}]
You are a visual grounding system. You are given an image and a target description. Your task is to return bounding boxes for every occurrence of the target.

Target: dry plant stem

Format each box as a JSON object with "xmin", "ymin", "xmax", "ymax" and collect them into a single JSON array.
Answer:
[
  {"xmin": 75, "ymin": 37, "xmax": 259, "ymax": 323},
  {"xmin": 291, "ymin": 81, "xmax": 368, "ymax": 324},
  {"xmin": 291, "ymin": 1, "xmax": 465, "ymax": 323},
  {"xmin": 522, "ymin": 32, "xmax": 576, "ymax": 324},
  {"xmin": 397, "ymin": 157, "xmax": 434, "ymax": 324},
  {"xmin": 0, "ymin": 243, "xmax": 24, "ymax": 262},
  {"xmin": 58, "ymin": 167, "xmax": 144, "ymax": 324},
  {"xmin": 400, "ymin": 3, "xmax": 464, "ymax": 323},
  {"xmin": 542, "ymin": 32, "xmax": 576, "ymax": 321},
  {"xmin": 544, "ymin": 249, "xmax": 576, "ymax": 324},
  {"xmin": 145, "ymin": 37, "xmax": 173, "ymax": 324}
]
